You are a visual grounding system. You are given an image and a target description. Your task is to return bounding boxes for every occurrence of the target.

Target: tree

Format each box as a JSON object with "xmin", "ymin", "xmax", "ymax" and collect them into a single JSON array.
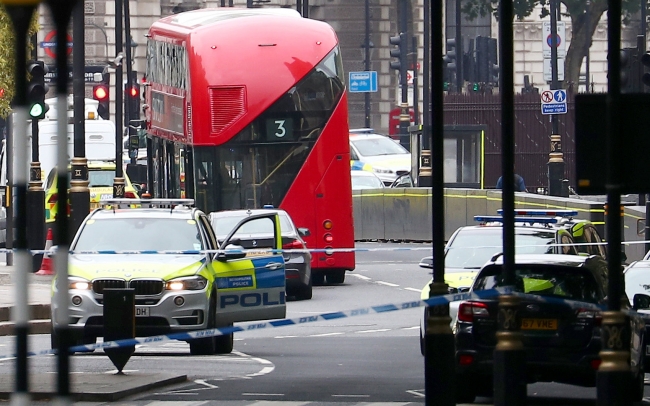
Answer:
[
  {"xmin": 0, "ymin": 5, "xmax": 39, "ymax": 119},
  {"xmin": 462, "ymin": 0, "xmax": 641, "ymax": 90}
]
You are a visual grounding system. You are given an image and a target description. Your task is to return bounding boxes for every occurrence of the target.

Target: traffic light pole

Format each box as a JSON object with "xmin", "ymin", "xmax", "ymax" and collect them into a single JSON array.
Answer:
[
  {"xmin": 398, "ymin": 0, "xmax": 409, "ymax": 151},
  {"xmin": 547, "ymin": 0, "xmax": 566, "ymax": 197},
  {"xmin": 45, "ymin": 0, "xmax": 79, "ymax": 403},
  {"xmin": 124, "ymin": 0, "xmax": 137, "ymax": 165},
  {"xmin": 114, "ymin": 0, "xmax": 125, "ymax": 198},
  {"xmin": 424, "ymin": 0, "xmax": 455, "ymax": 404},
  {"xmin": 598, "ymin": 0, "xmax": 632, "ymax": 402},
  {"xmin": 3, "ymin": 5, "xmax": 37, "ymax": 404},
  {"xmin": 71, "ymin": 0, "xmax": 89, "ymax": 239},
  {"xmin": 27, "ymin": 36, "xmax": 45, "ymax": 273},
  {"xmin": 418, "ymin": 0, "xmax": 432, "ymax": 188}
]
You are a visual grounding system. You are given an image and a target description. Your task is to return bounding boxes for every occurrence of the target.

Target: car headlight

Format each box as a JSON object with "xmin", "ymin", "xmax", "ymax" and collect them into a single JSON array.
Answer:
[
  {"xmin": 69, "ymin": 277, "xmax": 91, "ymax": 290},
  {"xmin": 165, "ymin": 276, "xmax": 208, "ymax": 291},
  {"xmin": 372, "ymin": 167, "xmax": 394, "ymax": 175}
]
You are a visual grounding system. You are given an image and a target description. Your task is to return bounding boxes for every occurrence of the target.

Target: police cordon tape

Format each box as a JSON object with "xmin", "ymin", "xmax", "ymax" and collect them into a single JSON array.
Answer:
[
  {"xmin": 0, "ymin": 286, "xmax": 513, "ymax": 360},
  {"xmin": 0, "ymin": 285, "xmax": 629, "ymax": 361},
  {"xmin": 3, "ymin": 238, "xmax": 648, "ymax": 256}
]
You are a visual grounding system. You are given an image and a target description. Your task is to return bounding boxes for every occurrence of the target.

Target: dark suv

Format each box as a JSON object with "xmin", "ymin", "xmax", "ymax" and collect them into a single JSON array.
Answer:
[{"xmin": 453, "ymin": 254, "xmax": 644, "ymax": 403}]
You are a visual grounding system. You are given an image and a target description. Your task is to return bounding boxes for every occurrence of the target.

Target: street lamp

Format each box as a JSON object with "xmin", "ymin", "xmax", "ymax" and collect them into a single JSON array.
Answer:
[{"xmin": 129, "ymin": 35, "xmax": 138, "ymax": 64}]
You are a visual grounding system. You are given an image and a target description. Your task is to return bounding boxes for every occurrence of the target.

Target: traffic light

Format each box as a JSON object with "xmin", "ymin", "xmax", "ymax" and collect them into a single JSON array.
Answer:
[
  {"xmin": 124, "ymin": 83, "xmax": 141, "ymax": 124},
  {"xmin": 444, "ymin": 38, "xmax": 458, "ymax": 76},
  {"xmin": 27, "ymin": 61, "xmax": 49, "ymax": 119},
  {"xmin": 620, "ymin": 47, "xmax": 639, "ymax": 93},
  {"xmin": 641, "ymin": 52, "xmax": 650, "ymax": 88},
  {"xmin": 487, "ymin": 38, "xmax": 499, "ymax": 85},
  {"xmin": 93, "ymin": 83, "xmax": 110, "ymax": 120},
  {"xmin": 389, "ymin": 33, "xmax": 406, "ymax": 73}
]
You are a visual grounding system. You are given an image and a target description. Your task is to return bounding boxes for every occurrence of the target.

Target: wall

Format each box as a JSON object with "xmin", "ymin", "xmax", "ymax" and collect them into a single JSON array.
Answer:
[{"xmin": 353, "ymin": 188, "xmax": 648, "ymax": 263}]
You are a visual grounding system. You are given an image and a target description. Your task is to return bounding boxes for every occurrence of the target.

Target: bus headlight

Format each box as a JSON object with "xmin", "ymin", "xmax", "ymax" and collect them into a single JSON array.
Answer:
[{"xmin": 165, "ymin": 276, "xmax": 208, "ymax": 291}]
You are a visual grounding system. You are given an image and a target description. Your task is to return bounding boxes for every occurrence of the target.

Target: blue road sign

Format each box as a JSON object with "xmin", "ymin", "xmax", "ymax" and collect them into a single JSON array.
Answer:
[
  {"xmin": 541, "ymin": 89, "xmax": 567, "ymax": 115},
  {"xmin": 349, "ymin": 71, "xmax": 378, "ymax": 93}
]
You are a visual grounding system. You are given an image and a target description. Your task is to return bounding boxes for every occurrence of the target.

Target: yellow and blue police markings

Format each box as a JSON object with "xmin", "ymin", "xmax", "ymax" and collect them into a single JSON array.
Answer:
[
  {"xmin": 351, "ymin": 160, "xmax": 372, "ymax": 171},
  {"xmin": 420, "ymin": 271, "xmax": 480, "ymax": 300}
]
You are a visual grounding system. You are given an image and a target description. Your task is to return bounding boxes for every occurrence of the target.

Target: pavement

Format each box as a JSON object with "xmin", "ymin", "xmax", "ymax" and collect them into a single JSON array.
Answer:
[{"xmin": 0, "ymin": 263, "xmax": 188, "ymax": 402}]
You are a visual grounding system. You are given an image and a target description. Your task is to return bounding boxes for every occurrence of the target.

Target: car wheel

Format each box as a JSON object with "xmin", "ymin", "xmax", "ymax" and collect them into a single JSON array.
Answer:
[
  {"xmin": 297, "ymin": 277, "xmax": 313, "ymax": 301},
  {"xmin": 190, "ymin": 295, "xmax": 217, "ymax": 355},
  {"xmin": 632, "ymin": 369, "xmax": 645, "ymax": 402},
  {"xmin": 455, "ymin": 378, "xmax": 477, "ymax": 403},
  {"xmin": 312, "ymin": 272, "xmax": 325, "ymax": 286},
  {"xmin": 327, "ymin": 270, "xmax": 345, "ymax": 284},
  {"xmin": 214, "ymin": 323, "xmax": 234, "ymax": 354}
]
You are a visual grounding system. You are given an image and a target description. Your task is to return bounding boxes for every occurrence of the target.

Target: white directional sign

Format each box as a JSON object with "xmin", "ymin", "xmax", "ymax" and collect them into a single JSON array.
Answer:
[
  {"xmin": 542, "ymin": 21, "xmax": 566, "ymax": 58},
  {"xmin": 541, "ymin": 89, "xmax": 567, "ymax": 115},
  {"xmin": 543, "ymin": 58, "xmax": 565, "ymax": 81}
]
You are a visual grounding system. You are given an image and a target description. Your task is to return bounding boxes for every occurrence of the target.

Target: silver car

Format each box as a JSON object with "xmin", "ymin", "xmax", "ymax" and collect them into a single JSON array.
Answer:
[{"xmin": 210, "ymin": 208, "xmax": 313, "ymax": 300}]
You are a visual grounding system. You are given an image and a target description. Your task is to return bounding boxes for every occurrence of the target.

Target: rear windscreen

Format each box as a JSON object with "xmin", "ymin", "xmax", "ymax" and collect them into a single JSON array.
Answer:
[{"xmin": 473, "ymin": 265, "xmax": 601, "ymax": 303}]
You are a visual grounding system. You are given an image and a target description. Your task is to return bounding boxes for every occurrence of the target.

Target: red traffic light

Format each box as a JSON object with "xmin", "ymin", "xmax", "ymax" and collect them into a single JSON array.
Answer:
[
  {"xmin": 93, "ymin": 85, "xmax": 109, "ymax": 101},
  {"xmin": 127, "ymin": 86, "xmax": 139, "ymax": 98}
]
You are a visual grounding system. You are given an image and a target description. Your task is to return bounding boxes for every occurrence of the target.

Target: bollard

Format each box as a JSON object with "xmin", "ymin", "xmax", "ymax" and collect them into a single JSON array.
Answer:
[
  {"xmin": 424, "ymin": 282, "xmax": 455, "ymax": 406},
  {"xmin": 103, "ymin": 288, "xmax": 135, "ymax": 373},
  {"xmin": 493, "ymin": 294, "xmax": 527, "ymax": 405},
  {"xmin": 597, "ymin": 311, "xmax": 632, "ymax": 406}
]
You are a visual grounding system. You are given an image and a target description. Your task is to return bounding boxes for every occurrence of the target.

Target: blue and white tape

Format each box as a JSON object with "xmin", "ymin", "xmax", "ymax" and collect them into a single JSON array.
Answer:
[{"xmin": 0, "ymin": 287, "xmax": 512, "ymax": 360}]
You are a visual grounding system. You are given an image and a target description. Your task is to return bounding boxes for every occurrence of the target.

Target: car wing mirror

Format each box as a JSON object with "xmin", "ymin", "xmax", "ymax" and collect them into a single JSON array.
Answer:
[
  {"xmin": 419, "ymin": 256, "xmax": 433, "ymax": 269},
  {"xmin": 298, "ymin": 227, "xmax": 310, "ymax": 237},
  {"xmin": 217, "ymin": 243, "xmax": 246, "ymax": 261},
  {"xmin": 633, "ymin": 293, "xmax": 650, "ymax": 310},
  {"xmin": 458, "ymin": 287, "xmax": 471, "ymax": 293},
  {"xmin": 637, "ymin": 218, "xmax": 646, "ymax": 236},
  {"xmin": 447, "ymin": 286, "xmax": 459, "ymax": 294}
]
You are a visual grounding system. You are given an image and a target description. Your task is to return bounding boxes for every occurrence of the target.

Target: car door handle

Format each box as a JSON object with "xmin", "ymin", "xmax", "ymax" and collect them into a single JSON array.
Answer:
[{"xmin": 264, "ymin": 262, "xmax": 283, "ymax": 270}]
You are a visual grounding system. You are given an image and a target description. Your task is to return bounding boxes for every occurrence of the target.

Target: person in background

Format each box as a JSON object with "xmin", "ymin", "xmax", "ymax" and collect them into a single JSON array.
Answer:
[{"xmin": 496, "ymin": 173, "xmax": 527, "ymax": 192}]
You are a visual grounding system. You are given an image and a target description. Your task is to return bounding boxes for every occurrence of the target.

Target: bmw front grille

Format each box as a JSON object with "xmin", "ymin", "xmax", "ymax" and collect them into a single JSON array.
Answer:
[{"xmin": 92, "ymin": 279, "xmax": 164, "ymax": 296}]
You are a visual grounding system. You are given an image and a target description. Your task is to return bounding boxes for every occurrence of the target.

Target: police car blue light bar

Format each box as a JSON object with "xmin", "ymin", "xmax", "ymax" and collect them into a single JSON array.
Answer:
[
  {"xmin": 474, "ymin": 215, "xmax": 559, "ymax": 224},
  {"xmin": 496, "ymin": 209, "xmax": 578, "ymax": 217},
  {"xmin": 100, "ymin": 198, "xmax": 195, "ymax": 209}
]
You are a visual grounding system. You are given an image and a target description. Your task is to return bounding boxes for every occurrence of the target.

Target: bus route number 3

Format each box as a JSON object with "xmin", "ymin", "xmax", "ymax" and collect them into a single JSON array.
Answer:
[{"xmin": 266, "ymin": 118, "xmax": 294, "ymax": 141}]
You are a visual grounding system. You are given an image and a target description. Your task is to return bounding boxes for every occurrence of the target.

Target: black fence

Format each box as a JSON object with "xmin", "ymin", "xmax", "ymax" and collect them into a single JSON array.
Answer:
[{"xmin": 444, "ymin": 91, "xmax": 576, "ymax": 193}]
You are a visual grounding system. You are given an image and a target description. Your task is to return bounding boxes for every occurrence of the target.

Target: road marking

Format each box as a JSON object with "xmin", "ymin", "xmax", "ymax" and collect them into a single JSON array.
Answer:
[
  {"xmin": 242, "ymin": 393, "xmax": 285, "ymax": 396},
  {"xmin": 195, "ymin": 379, "xmax": 218, "ymax": 388},
  {"xmin": 356, "ymin": 329, "xmax": 391, "ymax": 334},
  {"xmin": 404, "ymin": 287, "xmax": 421, "ymax": 292},
  {"xmin": 401, "ymin": 326, "xmax": 419, "ymax": 330},
  {"xmin": 377, "ymin": 281, "xmax": 399, "ymax": 287},
  {"xmin": 274, "ymin": 335, "xmax": 298, "ymax": 339},
  {"xmin": 310, "ymin": 332, "xmax": 344, "ymax": 337},
  {"xmin": 332, "ymin": 394, "xmax": 371, "ymax": 398},
  {"xmin": 407, "ymin": 389, "xmax": 426, "ymax": 397},
  {"xmin": 350, "ymin": 274, "xmax": 371, "ymax": 280}
]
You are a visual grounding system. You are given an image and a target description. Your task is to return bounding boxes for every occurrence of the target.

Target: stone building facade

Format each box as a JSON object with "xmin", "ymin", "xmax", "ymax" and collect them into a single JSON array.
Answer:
[{"xmin": 33, "ymin": 0, "xmax": 641, "ymax": 135}]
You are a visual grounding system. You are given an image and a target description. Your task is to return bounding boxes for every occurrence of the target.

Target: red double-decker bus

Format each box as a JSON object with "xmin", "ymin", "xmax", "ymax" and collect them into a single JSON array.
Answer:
[{"xmin": 143, "ymin": 7, "xmax": 355, "ymax": 283}]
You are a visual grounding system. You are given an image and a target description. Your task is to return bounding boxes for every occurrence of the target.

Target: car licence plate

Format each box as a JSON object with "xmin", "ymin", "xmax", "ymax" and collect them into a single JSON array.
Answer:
[
  {"xmin": 521, "ymin": 318, "xmax": 557, "ymax": 330},
  {"xmin": 135, "ymin": 307, "xmax": 150, "ymax": 317}
]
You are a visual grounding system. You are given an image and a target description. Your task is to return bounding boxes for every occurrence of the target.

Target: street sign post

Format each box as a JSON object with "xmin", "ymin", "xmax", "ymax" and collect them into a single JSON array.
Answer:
[
  {"xmin": 542, "ymin": 21, "xmax": 566, "ymax": 58},
  {"xmin": 349, "ymin": 71, "xmax": 378, "ymax": 93},
  {"xmin": 541, "ymin": 89, "xmax": 567, "ymax": 115},
  {"xmin": 543, "ymin": 58, "xmax": 565, "ymax": 81}
]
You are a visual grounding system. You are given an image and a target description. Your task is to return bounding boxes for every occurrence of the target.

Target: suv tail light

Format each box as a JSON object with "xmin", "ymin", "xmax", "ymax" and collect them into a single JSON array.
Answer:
[
  {"xmin": 47, "ymin": 193, "xmax": 58, "ymax": 204},
  {"xmin": 458, "ymin": 301, "xmax": 489, "ymax": 323},
  {"xmin": 576, "ymin": 308, "xmax": 602, "ymax": 325},
  {"xmin": 283, "ymin": 239, "xmax": 305, "ymax": 250},
  {"xmin": 124, "ymin": 191, "xmax": 137, "ymax": 198}
]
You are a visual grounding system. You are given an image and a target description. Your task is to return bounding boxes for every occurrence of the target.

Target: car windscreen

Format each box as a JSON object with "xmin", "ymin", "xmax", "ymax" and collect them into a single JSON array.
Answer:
[
  {"xmin": 351, "ymin": 174, "xmax": 384, "ymax": 189},
  {"xmin": 351, "ymin": 137, "xmax": 409, "ymax": 157},
  {"xmin": 88, "ymin": 169, "xmax": 116, "ymax": 187},
  {"xmin": 445, "ymin": 228, "xmax": 557, "ymax": 269},
  {"xmin": 73, "ymin": 217, "xmax": 203, "ymax": 251},
  {"xmin": 211, "ymin": 213, "xmax": 292, "ymax": 237},
  {"xmin": 473, "ymin": 264, "xmax": 601, "ymax": 303},
  {"xmin": 624, "ymin": 264, "xmax": 650, "ymax": 300}
]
